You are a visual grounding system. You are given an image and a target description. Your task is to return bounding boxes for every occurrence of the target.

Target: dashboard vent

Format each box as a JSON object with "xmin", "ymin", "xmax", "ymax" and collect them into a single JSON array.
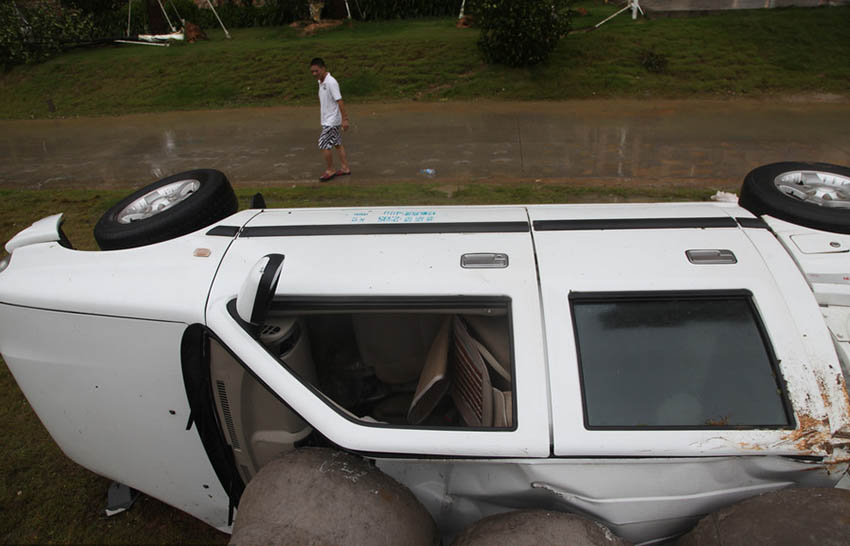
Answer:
[{"xmin": 260, "ymin": 324, "xmax": 281, "ymax": 337}]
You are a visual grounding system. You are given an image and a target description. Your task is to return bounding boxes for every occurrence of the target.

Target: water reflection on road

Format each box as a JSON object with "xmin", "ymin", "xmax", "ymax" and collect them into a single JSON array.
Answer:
[{"xmin": 1, "ymin": 100, "xmax": 848, "ymax": 189}]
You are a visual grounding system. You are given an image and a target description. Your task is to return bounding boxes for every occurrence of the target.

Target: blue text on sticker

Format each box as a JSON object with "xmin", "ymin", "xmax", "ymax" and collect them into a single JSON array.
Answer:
[{"xmin": 377, "ymin": 210, "xmax": 437, "ymax": 223}]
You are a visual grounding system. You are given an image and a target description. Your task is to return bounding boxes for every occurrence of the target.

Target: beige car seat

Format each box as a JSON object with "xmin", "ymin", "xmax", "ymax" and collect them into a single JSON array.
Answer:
[
  {"xmin": 405, "ymin": 315, "xmax": 513, "ymax": 428},
  {"xmin": 352, "ymin": 313, "xmax": 443, "ymax": 384}
]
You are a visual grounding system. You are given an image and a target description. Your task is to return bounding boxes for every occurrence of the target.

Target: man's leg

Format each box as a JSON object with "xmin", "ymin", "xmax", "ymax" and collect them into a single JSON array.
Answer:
[
  {"xmin": 335, "ymin": 144, "xmax": 350, "ymax": 174},
  {"xmin": 322, "ymin": 149, "xmax": 335, "ymax": 175},
  {"xmin": 318, "ymin": 126, "xmax": 337, "ymax": 179}
]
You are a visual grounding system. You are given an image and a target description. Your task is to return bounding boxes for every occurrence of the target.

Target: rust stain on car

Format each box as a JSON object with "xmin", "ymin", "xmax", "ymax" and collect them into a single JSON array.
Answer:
[
  {"xmin": 780, "ymin": 365, "xmax": 850, "ymax": 461},
  {"xmin": 834, "ymin": 429, "xmax": 850, "ymax": 440},
  {"xmin": 785, "ymin": 414, "xmax": 833, "ymax": 455}
]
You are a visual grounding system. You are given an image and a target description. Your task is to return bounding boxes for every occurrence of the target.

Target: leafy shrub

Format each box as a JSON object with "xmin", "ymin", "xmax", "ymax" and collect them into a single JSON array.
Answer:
[
  {"xmin": 346, "ymin": 0, "xmax": 460, "ymax": 21},
  {"xmin": 1, "ymin": 1, "xmax": 96, "ymax": 71},
  {"xmin": 53, "ymin": 0, "xmax": 306, "ymax": 37},
  {"xmin": 470, "ymin": 0, "xmax": 573, "ymax": 67},
  {"xmin": 61, "ymin": 0, "xmax": 126, "ymax": 34},
  {"xmin": 55, "ymin": 0, "xmax": 460, "ymax": 38},
  {"xmin": 118, "ymin": 0, "xmax": 147, "ymax": 35},
  {"xmin": 640, "ymin": 49, "xmax": 668, "ymax": 74},
  {"xmin": 250, "ymin": 0, "xmax": 309, "ymax": 27}
]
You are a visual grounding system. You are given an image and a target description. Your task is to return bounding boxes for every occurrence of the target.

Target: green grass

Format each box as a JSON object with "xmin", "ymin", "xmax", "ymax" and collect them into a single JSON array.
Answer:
[{"xmin": 1, "ymin": 4, "xmax": 848, "ymax": 119}]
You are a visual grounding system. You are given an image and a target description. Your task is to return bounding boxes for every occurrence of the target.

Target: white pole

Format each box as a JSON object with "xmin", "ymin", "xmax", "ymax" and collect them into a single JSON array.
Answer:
[
  {"xmin": 157, "ymin": 0, "xmax": 176, "ymax": 32},
  {"xmin": 594, "ymin": 3, "xmax": 630, "ymax": 28},
  {"xmin": 594, "ymin": 0, "xmax": 642, "ymax": 29},
  {"xmin": 115, "ymin": 39, "xmax": 169, "ymax": 46},
  {"xmin": 631, "ymin": 0, "xmax": 643, "ymax": 20},
  {"xmin": 458, "ymin": 0, "xmax": 466, "ymax": 19},
  {"xmin": 206, "ymin": 0, "xmax": 231, "ymax": 39},
  {"xmin": 344, "ymin": 0, "xmax": 351, "ymax": 19},
  {"xmin": 126, "ymin": 0, "xmax": 132, "ymax": 36}
]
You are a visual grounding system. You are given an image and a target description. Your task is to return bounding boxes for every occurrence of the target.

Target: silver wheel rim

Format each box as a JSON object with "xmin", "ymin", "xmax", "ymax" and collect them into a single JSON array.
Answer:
[
  {"xmin": 774, "ymin": 170, "xmax": 850, "ymax": 209},
  {"xmin": 117, "ymin": 179, "xmax": 201, "ymax": 223}
]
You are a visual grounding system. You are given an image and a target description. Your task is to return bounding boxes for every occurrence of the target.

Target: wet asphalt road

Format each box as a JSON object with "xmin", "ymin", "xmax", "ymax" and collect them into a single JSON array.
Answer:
[{"xmin": 1, "ymin": 99, "xmax": 849, "ymax": 190}]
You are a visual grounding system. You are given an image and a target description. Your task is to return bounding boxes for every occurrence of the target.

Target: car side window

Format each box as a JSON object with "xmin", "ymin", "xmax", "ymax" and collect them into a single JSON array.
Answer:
[
  {"xmin": 249, "ymin": 298, "xmax": 517, "ymax": 430},
  {"xmin": 570, "ymin": 291, "xmax": 793, "ymax": 429}
]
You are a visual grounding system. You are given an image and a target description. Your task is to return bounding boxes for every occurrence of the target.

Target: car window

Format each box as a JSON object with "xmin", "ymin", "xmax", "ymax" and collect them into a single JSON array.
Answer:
[
  {"xmin": 570, "ymin": 291, "xmax": 792, "ymax": 429},
  {"xmin": 252, "ymin": 297, "xmax": 517, "ymax": 431}
]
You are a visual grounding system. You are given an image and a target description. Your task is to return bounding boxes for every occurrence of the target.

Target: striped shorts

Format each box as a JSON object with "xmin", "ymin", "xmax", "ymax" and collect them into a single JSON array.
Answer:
[{"xmin": 318, "ymin": 125, "xmax": 342, "ymax": 150}]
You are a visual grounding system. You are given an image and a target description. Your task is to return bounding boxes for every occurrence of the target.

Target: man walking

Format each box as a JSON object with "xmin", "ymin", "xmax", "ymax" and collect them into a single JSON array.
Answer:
[{"xmin": 310, "ymin": 57, "xmax": 351, "ymax": 182}]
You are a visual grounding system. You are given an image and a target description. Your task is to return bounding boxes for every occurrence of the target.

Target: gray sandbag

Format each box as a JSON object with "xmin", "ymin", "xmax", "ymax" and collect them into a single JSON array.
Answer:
[
  {"xmin": 676, "ymin": 487, "xmax": 850, "ymax": 546},
  {"xmin": 451, "ymin": 509, "xmax": 632, "ymax": 546},
  {"xmin": 229, "ymin": 523, "xmax": 334, "ymax": 546},
  {"xmin": 229, "ymin": 447, "xmax": 439, "ymax": 546}
]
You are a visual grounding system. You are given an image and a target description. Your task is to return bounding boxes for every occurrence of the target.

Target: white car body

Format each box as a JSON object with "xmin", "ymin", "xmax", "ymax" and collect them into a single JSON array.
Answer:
[{"xmin": 2, "ymin": 202, "xmax": 850, "ymax": 544}]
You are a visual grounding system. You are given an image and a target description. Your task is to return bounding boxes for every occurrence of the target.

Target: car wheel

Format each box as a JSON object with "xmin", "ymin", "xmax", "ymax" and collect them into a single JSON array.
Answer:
[
  {"xmin": 739, "ymin": 161, "xmax": 850, "ymax": 234},
  {"xmin": 94, "ymin": 169, "xmax": 237, "ymax": 250}
]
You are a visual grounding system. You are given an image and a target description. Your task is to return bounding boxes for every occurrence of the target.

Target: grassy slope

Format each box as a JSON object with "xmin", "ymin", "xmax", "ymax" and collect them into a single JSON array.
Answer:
[
  {"xmin": 0, "ymin": 182, "xmax": 726, "ymax": 543},
  {"xmin": 1, "ymin": 4, "xmax": 849, "ymax": 119}
]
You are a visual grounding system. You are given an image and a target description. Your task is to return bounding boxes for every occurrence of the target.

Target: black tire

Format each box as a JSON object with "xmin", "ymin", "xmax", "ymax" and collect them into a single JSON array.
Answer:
[
  {"xmin": 94, "ymin": 169, "xmax": 237, "ymax": 250},
  {"xmin": 739, "ymin": 161, "xmax": 850, "ymax": 234}
]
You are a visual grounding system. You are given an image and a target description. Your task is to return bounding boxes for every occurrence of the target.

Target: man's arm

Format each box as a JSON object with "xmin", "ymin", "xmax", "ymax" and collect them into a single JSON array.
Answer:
[{"xmin": 337, "ymin": 99, "xmax": 350, "ymax": 131}]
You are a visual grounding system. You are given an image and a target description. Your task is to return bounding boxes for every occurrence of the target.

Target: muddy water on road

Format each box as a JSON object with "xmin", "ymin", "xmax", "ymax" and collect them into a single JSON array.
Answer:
[{"xmin": 1, "ymin": 100, "xmax": 848, "ymax": 190}]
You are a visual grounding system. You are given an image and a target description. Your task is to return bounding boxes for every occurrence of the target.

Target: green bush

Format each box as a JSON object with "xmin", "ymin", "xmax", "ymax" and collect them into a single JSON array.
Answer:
[
  {"xmin": 62, "ymin": 0, "xmax": 310, "ymax": 35},
  {"xmin": 45, "ymin": 0, "xmax": 459, "ymax": 40},
  {"xmin": 471, "ymin": 0, "xmax": 573, "ymax": 67},
  {"xmin": 348, "ymin": 0, "xmax": 460, "ymax": 21},
  {"xmin": 61, "ymin": 0, "xmax": 126, "ymax": 34},
  {"xmin": 144, "ymin": 0, "xmax": 308, "ymax": 31},
  {"xmin": 56, "ymin": 0, "xmax": 142, "ymax": 36},
  {"xmin": 0, "ymin": 1, "xmax": 96, "ymax": 71},
  {"xmin": 192, "ymin": 1, "xmax": 308, "ymax": 29}
]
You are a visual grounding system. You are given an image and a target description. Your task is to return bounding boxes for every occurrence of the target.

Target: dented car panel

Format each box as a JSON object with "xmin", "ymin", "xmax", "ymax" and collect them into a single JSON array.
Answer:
[
  {"xmin": 2, "ymin": 201, "xmax": 850, "ymax": 544},
  {"xmin": 746, "ymin": 217, "xmax": 850, "ymax": 461},
  {"xmin": 376, "ymin": 455, "xmax": 844, "ymax": 544}
]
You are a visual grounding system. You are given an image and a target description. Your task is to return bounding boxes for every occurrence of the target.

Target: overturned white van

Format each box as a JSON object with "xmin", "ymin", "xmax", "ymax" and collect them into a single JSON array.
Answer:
[{"xmin": 2, "ymin": 162, "xmax": 850, "ymax": 544}]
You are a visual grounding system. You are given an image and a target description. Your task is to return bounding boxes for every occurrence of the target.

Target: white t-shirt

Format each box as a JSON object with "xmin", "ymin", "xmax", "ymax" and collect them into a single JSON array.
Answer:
[{"xmin": 318, "ymin": 73, "xmax": 342, "ymax": 127}]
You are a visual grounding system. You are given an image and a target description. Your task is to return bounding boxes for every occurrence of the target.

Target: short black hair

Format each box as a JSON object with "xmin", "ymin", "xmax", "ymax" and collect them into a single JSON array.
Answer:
[{"xmin": 309, "ymin": 57, "xmax": 326, "ymax": 68}]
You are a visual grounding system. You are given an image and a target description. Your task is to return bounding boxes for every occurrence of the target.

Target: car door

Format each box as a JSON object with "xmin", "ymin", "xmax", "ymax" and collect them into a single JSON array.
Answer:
[
  {"xmin": 528, "ymin": 202, "xmax": 850, "ymax": 457},
  {"xmin": 203, "ymin": 206, "xmax": 550, "ymax": 459}
]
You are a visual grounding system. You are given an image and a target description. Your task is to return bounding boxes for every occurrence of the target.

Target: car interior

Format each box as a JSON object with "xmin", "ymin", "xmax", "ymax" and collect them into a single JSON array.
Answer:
[{"xmin": 209, "ymin": 302, "xmax": 515, "ymax": 482}]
